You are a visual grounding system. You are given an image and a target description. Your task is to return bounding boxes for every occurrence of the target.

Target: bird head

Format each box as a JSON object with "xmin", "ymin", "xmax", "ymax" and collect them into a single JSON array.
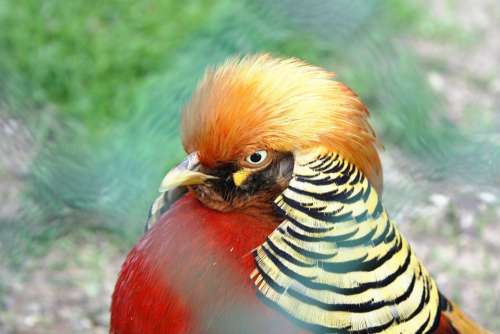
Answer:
[{"xmin": 160, "ymin": 54, "xmax": 382, "ymax": 220}]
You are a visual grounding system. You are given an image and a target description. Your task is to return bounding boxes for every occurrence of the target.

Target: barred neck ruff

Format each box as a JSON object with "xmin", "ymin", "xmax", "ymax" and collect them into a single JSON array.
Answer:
[{"xmin": 252, "ymin": 149, "xmax": 441, "ymax": 333}]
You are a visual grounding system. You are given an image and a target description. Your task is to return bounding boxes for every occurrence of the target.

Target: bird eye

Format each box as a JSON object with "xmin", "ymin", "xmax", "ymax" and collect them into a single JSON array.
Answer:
[{"xmin": 245, "ymin": 150, "xmax": 268, "ymax": 166}]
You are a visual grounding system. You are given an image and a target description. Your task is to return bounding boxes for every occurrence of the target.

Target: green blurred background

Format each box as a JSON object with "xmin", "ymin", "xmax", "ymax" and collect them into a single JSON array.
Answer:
[{"xmin": 0, "ymin": 0, "xmax": 499, "ymax": 333}]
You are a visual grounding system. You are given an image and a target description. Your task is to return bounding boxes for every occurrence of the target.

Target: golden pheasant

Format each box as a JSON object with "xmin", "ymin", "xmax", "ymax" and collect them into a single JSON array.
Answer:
[{"xmin": 110, "ymin": 54, "xmax": 489, "ymax": 333}]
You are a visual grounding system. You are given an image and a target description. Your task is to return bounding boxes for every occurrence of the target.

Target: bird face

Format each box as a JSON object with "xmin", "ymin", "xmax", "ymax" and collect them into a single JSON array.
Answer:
[
  {"xmin": 158, "ymin": 53, "xmax": 383, "ymax": 220},
  {"xmin": 160, "ymin": 149, "xmax": 294, "ymax": 220}
]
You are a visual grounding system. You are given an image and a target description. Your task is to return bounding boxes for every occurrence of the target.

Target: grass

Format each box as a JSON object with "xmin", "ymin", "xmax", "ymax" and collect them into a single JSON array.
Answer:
[{"xmin": 0, "ymin": 0, "xmax": 219, "ymax": 126}]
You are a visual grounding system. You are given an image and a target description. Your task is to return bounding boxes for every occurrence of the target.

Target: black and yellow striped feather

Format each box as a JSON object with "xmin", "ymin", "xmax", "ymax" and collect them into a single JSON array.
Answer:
[{"xmin": 251, "ymin": 148, "xmax": 441, "ymax": 333}]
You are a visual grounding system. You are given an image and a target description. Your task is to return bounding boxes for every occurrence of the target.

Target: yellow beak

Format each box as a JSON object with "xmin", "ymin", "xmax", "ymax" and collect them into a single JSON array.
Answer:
[{"xmin": 159, "ymin": 152, "xmax": 217, "ymax": 192}]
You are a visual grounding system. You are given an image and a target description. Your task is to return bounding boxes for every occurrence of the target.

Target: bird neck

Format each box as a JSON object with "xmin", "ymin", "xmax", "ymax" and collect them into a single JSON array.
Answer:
[
  {"xmin": 251, "ymin": 149, "xmax": 442, "ymax": 333},
  {"xmin": 274, "ymin": 149, "xmax": 384, "ymax": 240}
]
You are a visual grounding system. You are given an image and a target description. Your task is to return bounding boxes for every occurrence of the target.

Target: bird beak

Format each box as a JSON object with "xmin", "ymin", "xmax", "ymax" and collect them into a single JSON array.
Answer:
[{"xmin": 159, "ymin": 152, "xmax": 217, "ymax": 192}]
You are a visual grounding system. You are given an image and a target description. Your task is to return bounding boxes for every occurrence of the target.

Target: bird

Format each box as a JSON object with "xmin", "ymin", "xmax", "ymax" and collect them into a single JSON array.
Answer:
[{"xmin": 110, "ymin": 54, "xmax": 489, "ymax": 333}]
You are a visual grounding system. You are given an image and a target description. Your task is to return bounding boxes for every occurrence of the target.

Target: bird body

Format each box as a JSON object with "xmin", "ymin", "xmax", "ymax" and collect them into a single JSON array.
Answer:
[
  {"xmin": 111, "ymin": 193, "xmax": 303, "ymax": 333},
  {"xmin": 110, "ymin": 55, "xmax": 489, "ymax": 333}
]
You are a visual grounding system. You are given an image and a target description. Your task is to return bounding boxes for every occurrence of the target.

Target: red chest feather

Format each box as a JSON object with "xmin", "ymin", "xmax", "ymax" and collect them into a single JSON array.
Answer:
[{"xmin": 110, "ymin": 194, "xmax": 302, "ymax": 334}]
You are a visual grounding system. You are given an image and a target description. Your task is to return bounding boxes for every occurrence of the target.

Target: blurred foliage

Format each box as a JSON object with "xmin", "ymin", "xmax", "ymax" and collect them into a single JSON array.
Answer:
[
  {"xmin": 0, "ymin": 0, "xmax": 218, "ymax": 126},
  {"xmin": 0, "ymin": 0, "xmax": 499, "ymax": 261}
]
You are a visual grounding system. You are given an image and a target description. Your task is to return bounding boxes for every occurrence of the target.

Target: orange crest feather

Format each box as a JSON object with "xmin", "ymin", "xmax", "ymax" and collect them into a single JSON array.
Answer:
[{"xmin": 182, "ymin": 54, "xmax": 383, "ymax": 193}]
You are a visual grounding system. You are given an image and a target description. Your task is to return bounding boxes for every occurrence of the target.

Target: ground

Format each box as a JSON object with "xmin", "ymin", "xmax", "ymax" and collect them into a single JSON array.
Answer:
[{"xmin": 1, "ymin": 1, "xmax": 499, "ymax": 332}]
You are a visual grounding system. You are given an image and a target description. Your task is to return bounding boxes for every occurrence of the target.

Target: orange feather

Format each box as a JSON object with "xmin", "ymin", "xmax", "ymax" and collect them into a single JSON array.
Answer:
[{"xmin": 182, "ymin": 54, "xmax": 384, "ymax": 194}]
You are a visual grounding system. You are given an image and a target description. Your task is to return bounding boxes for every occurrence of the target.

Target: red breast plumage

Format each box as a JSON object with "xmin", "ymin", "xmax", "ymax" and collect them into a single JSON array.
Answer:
[{"xmin": 111, "ymin": 194, "xmax": 305, "ymax": 333}]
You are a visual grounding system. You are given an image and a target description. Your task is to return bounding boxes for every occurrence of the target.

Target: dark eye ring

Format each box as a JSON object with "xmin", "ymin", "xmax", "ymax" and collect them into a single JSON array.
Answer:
[{"xmin": 245, "ymin": 150, "xmax": 268, "ymax": 165}]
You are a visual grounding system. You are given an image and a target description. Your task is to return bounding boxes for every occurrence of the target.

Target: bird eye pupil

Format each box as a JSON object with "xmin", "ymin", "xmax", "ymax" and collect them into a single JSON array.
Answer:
[{"xmin": 250, "ymin": 153, "xmax": 262, "ymax": 163}]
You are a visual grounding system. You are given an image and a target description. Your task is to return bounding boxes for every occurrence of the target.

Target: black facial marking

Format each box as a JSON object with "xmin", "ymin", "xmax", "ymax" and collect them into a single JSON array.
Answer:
[
  {"xmin": 199, "ymin": 152, "xmax": 294, "ymax": 204},
  {"xmin": 241, "ymin": 152, "xmax": 294, "ymax": 194}
]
